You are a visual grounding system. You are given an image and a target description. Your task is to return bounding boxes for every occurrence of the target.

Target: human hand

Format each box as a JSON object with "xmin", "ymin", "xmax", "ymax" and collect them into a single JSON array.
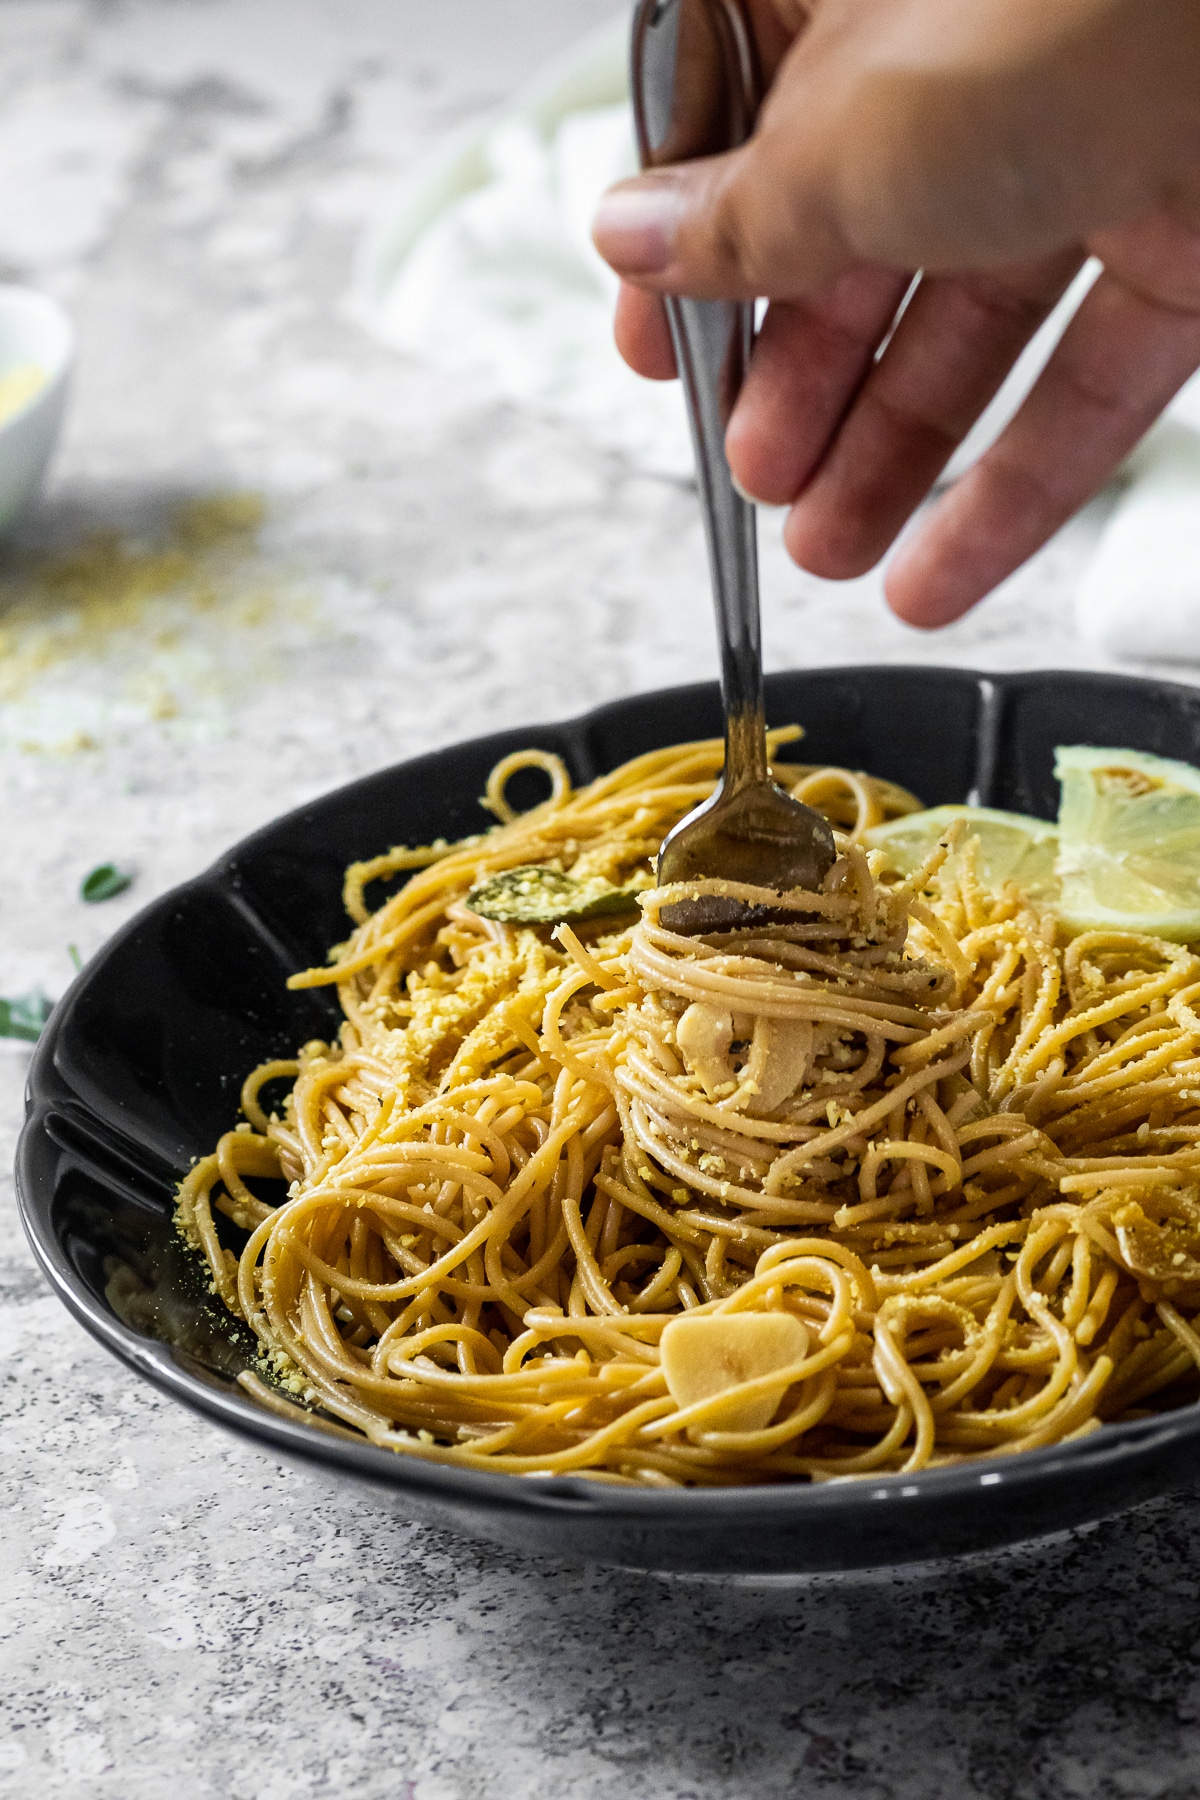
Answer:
[{"xmin": 593, "ymin": 0, "xmax": 1200, "ymax": 627}]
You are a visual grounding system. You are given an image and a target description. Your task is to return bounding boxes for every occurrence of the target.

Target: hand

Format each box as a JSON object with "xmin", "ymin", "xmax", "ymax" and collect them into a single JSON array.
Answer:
[{"xmin": 594, "ymin": 0, "xmax": 1200, "ymax": 627}]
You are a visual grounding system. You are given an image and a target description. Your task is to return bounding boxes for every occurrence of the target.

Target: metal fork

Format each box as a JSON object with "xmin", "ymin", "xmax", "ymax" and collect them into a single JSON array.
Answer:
[{"xmin": 630, "ymin": 0, "xmax": 836, "ymax": 931}]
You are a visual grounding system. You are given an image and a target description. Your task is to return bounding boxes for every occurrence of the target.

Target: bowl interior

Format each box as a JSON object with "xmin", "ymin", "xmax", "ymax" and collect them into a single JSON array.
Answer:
[{"xmin": 20, "ymin": 664, "xmax": 1200, "ymax": 1572}]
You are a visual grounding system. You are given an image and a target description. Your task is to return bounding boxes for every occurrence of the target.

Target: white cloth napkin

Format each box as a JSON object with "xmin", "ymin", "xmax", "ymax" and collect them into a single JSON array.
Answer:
[
  {"xmin": 354, "ymin": 21, "xmax": 694, "ymax": 480},
  {"xmin": 1077, "ymin": 417, "xmax": 1200, "ymax": 661},
  {"xmin": 357, "ymin": 19, "xmax": 1200, "ymax": 658}
]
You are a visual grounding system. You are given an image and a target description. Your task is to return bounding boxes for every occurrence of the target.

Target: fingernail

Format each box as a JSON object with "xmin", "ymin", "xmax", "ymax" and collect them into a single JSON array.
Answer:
[{"xmin": 592, "ymin": 181, "xmax": 684, "ymax": 275}]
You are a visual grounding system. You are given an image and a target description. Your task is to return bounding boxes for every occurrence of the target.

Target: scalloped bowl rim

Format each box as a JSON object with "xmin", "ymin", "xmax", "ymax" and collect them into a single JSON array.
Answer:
[{"xmin": 18, "ymin": 664, "xmax": 1200, "ymax": 1570}]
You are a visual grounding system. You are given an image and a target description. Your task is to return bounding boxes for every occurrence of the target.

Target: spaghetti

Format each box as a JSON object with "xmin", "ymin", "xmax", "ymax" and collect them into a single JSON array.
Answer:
[{"xmin": 178, "ymin": 733, "xmax": 1200, "ymax": 1484}]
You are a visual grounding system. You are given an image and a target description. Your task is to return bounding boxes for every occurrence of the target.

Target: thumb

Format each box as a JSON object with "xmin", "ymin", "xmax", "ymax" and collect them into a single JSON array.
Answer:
[{"xmin": 591, "ymin": 132, "xmax": 852, "ymax": 302}]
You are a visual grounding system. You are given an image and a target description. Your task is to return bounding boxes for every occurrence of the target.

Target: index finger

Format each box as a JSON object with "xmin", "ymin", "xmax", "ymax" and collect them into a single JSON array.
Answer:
[{"xmin": 614, "ymin": 283, "xmax": 678, "ymax": 381}]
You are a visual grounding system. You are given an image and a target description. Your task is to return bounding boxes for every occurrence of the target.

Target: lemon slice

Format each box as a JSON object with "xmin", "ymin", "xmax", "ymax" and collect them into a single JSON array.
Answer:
[
  {"xmin": 864, "ymin": 805, "xmax": 1059, "ymax": 900},
  {"xmin": 1054, "ymin": 746, "xmax": 1200, "ymax": 940}
]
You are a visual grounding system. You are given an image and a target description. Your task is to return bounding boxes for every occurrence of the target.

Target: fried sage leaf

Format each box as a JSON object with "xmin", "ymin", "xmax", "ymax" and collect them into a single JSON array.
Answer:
[{"xmin": 466, "ymin": 865, "xmax": 642, "ymax": 925}]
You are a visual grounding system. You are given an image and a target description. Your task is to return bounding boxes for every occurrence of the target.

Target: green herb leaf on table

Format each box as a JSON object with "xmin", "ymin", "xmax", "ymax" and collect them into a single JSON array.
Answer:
[
  {"xmin": 0, "ymin": 989, "xmax": 51, "ymax": 1043},
  {"xmin": 81, "ymin": 863, "xmax": 133, "ymax": 903}
]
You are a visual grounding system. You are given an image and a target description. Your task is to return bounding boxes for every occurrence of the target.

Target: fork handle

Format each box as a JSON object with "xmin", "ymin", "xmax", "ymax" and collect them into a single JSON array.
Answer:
[{"xmin": 630, "ymin": 0, "xmax": 766, "ymax": 790}]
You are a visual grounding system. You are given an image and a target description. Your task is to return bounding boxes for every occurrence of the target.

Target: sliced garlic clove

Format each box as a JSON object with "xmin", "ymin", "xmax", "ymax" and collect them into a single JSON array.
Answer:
[
  {"xmin": 1113, "ymin": 1187, "xmax": 1200, "ymax": 1286},
  {"xmin": 741, "ymin": 1015, "xmax": 814, "ymax": 1115},
  {"xmin": 660, "ymin": 1310, "xmax": 810, "ymax": 1433},
  {"xmin": 676, "ymin": 1002, "xmax": 736, "ymax": 1096}
]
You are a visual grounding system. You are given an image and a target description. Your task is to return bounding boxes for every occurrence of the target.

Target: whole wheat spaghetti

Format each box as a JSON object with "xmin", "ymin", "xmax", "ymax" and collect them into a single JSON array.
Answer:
[{"xmin": 178, "ymin": 733, "xmax": 1200, "ymax": 1485}]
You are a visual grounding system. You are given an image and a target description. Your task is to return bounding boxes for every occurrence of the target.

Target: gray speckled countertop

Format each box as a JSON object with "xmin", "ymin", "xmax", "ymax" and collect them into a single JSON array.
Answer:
[{"xmin": 4, "ymin": 5, "xmax": 1200, "ymax": 1797}]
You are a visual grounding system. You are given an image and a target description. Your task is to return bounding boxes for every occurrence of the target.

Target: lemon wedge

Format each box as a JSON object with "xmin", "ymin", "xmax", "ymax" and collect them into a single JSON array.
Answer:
[
  {"xmin": 1054, "ymin": 745, "xmax": 1200, "ymax": 940},
  {"xmin": 864, "ymin": 804, "xmax": 1059, "ymax": 900}
]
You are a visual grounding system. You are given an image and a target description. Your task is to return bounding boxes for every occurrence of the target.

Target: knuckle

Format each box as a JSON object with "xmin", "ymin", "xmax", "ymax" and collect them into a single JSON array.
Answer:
[{"xmin": 1093, "ymin": 208, "xmax": 1200, "ymax": 315}]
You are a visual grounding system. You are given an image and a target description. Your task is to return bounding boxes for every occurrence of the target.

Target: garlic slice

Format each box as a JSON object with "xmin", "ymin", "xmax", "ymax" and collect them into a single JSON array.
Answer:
[
  {"xmin": 660, "ymin": 1311, "xmax": 810, "ymax": 1433},
  {"xmin": 740, "ymin": 1015, "xmax": 814, "ymax": 1115},
  {"xmin": 676, "ymin": 1002, "xmax": 736, "ymax": 1096}
]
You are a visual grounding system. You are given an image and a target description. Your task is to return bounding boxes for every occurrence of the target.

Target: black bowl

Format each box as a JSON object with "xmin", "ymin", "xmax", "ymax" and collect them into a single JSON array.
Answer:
[{"xmin": 19, "ymin": 665, "xmax": 1200, "ymax": 1573}]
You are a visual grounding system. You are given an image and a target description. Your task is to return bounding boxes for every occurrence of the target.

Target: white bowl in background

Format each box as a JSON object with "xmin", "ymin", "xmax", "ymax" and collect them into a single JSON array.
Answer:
[{"xmin": 0, "ymin": 285, "xmax": 74, "ymax": 536}]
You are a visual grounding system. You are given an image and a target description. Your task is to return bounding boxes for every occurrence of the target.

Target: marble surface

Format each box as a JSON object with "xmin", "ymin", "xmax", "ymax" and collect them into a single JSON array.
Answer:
[{"xmin": 4, "ymin": 3, "xmax": 1200, "ymax": 1796}]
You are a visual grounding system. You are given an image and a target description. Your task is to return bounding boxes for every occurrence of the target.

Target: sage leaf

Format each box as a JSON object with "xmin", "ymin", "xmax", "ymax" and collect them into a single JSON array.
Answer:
[
  {"xmin": 81, "ymin": 863, "xmax": 133, "ymax": 903},
  {"xmin": 467, "ymin": 865, "xmax": 642, "ymax": 925},
  {"xmin": 0, "ymin": 989, "xmax": 51, "ymax": 1043}
]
